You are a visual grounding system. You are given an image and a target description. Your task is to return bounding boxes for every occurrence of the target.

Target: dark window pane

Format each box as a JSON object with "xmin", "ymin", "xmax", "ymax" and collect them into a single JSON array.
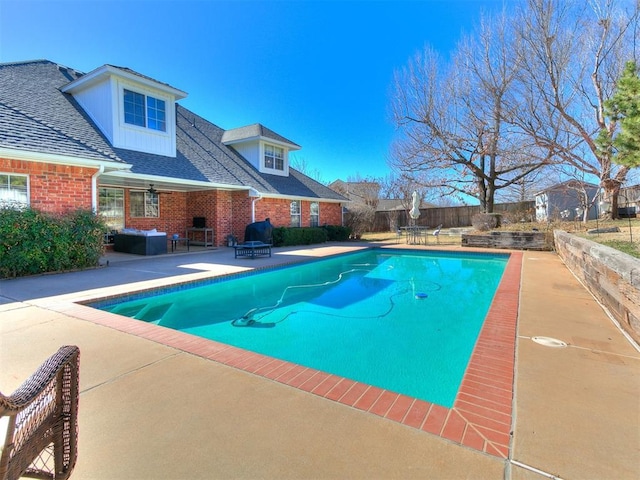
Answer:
[{"xmin": 124, "ymin": 89, "xmax": 146, "ymax": 127}]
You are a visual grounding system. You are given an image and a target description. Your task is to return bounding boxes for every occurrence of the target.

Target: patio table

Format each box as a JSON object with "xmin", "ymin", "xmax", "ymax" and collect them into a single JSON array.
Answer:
[{"xmin": 234, "ymin": 241, "xmax": 272, "ymax": 259}]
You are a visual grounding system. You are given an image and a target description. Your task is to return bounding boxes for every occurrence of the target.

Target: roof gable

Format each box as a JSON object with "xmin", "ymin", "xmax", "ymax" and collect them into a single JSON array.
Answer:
[
  {"xmin": 0, "ymin": 59, "xmax": 345, "ymax": 202},
  {"xmin": 0, "ymin": 60, "xmax": 124, "ymax": 165},
  {"xmin": 222, "ymin": 123, "xmax": 300, "ymax": 150},
  {"xmin": 61, "ymin": 64, "xmax": 187, "ymax": 100},
  {"xmin": 535, "ymin": 180, "xmax": 600, "ymax": 196}
]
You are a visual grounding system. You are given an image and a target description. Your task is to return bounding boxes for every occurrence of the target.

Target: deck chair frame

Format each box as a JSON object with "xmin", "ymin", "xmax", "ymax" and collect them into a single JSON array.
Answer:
[{"xmin": 0, "ymin": 346, "xmax": 80, "ymax": 480}]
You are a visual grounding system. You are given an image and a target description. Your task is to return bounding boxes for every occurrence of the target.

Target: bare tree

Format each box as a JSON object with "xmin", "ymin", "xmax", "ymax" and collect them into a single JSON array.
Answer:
[
  {"xmin": 390, "ymin": 11, "xmax": 553, "ymax": 213},
  {"xmin": 377, "ymin": 173, "xmax": 435, "ymax": 230},
  {"xmin": 290, "ymin": 155, "xmax": 326, "ymax": 184},
  {"xmin": 331, "ymin": 176, "xmax": 381, "ymax": 235},
  {"xmin": 497, "ymin": 167, "xmax": 550, "ymax": 203},
  {"xmin": 515, "ymin": 0, "xmax": 639, "ymax": 218},
  {"xmin": 342, "ymin": 177, "xmax": 381, "ymax": 209}
]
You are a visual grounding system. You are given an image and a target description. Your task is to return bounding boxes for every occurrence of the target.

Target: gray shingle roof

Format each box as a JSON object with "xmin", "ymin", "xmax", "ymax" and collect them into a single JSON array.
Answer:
[
  {"xmin": 0, "ymin": 60, "xmax": 121, "ymax": 163},
  {"xmin": 105, "ymin": 64, "xmax": 185, "ymax": 93},
  {"xmin": 222, "ymin": 123, "xmax": 300, "ymax": 148},
  {"xmin": 0, "ymin": 60, "xmax": 345, "ymax": 202}
]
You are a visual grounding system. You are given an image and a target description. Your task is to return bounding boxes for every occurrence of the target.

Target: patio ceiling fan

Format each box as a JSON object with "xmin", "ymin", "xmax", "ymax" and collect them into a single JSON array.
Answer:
[{"xmin": 147, "ymin": 184, "xmax": 171, "ymax": 195}]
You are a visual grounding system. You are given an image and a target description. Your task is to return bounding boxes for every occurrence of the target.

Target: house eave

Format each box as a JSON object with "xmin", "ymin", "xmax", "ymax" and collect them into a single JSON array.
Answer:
[
  {"xmin": 61, "ymin": 64, "xmax": 188, "ymax": 100},
  {"xmin": 257, "ymin": 192, "xmax": 345, "ymax": 203},
  {"xmin": 0, "ymin": 147, "xmax": 131, "ymax": 171},
  {"xmin": 100, "ymin": 171, "xmax": 257, "ymax": 193},
  {"xmin": 222, "ymin": 135, "xmax": 301, "ymax": 151}
]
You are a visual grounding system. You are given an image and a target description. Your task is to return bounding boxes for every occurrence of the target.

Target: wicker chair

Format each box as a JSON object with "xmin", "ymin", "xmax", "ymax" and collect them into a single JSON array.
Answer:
[{"xmin": 0, "ymin": 346, "xmax": 80, "ymax": 480}]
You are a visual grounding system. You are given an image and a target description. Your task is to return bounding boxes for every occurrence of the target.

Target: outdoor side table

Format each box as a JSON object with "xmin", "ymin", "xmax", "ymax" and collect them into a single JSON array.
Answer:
[{"xmin": 170, "ymin": 237, "xmax": 190, "ymax": 252}]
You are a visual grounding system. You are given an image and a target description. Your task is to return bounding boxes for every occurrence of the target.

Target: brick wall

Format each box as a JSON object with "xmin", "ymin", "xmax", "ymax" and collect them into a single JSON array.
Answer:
[
  {"xmin": 554, "ymin": 230, "xmax": 640, "ymax": 344},
  {"xmin": 111, "ymin": 189, "xmax": 343, "ymax": 246},
  {"xmin": 254, "ymin": 198, "xmax": 343, "ymax": 228},
  {"xmin": 124, "ymin": 191, "xmax": 187, "ymax": 238},
  {"xmin": 1, "ymin": 157, "xmax": 96, "ymax": 214},
  {"xmin": 319, "ymin": 202, "xmax": 342, "ymax": 226},
  {"xmin": 231, "ymin": 191, "xmax": 252, "ymax": 241},
  {"xmin": 2, "ymin": 156, "xmax": 345, "ymax": 247},
  {"xmin": 125, "ymin": 190, "xmax": 342, "ymax": 246}
]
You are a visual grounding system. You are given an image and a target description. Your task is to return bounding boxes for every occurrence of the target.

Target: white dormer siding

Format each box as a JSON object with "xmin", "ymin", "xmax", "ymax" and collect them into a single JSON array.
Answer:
[
  {"xmin": 231, "ymin": 139, "xmax": 261, "ymax": 169},
  {"xmin": 62, "ymin": 65, "xmax": 186, "ymax": 157},
  {"xmin": 222, "ymin": 124, "xmax": 300, "ymax": 177},
  {"xmin": 231, "ymin": 140, "xmax": 290, "ymax": 177},
  {"xmin": 112, "ymin": 79, "xmax": 175, "ymax": 156}
]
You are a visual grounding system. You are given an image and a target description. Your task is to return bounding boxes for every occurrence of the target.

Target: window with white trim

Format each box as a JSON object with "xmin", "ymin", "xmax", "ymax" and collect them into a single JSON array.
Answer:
[
  {"xmin": 130, "ymin": 191, "xmax": 159, "ymax": 218},
  {"xmin": 124, "ymin": 89, "xmax": 166, "ymax": 132},
  {"xmin": 310, "ymin": 202, "xmax": 319, "ymax": 227},
  {"xmin": 0, "ymin": 173, "xmax": 28, "ymax": 207},
  {"xmin": 264, "ymin": 144, "xmax": 284, "ymax": 171},
  {"xmin": 290, "ymin": 200, "xmax": 301, "ymax": 227},
  {"xmin": 99, "ymin": 187, "xmax": 125, "ymax": 230}
]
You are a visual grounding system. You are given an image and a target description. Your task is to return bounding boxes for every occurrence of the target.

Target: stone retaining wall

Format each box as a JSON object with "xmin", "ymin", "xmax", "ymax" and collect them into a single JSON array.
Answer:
[
  {"xmin": 461, "ymin": 231, "xmax": 551, "ymax": 250},
  {"xmin": 554, "ymin": 230, "xmax": 640, "ymax": 344}
]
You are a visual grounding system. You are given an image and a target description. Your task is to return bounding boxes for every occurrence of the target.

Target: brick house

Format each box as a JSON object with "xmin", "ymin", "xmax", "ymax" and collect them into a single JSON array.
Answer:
[{"xmin": 0, "ymin": 60, "xmax": 347, "ymax": 246}]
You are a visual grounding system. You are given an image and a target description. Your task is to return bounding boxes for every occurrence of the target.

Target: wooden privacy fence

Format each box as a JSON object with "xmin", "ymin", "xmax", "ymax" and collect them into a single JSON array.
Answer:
[{"xmin": 373, "ymin": 201, "xmax": 535, "ymax": 231}]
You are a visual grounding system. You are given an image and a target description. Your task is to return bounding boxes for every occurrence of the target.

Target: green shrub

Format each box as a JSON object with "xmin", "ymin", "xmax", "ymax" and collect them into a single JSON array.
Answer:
[
  {"xmin": 323, "ymin": 225, "xmax": 351, "ymax": 241},
  {"xmin": 271, "ymin": 226, "xmax": 334, "ymax": 247},
  {"xmin": 0, "ymin": 206, "xmax": 106, "ymax": 278},
  {"xmin": 272, "ymin": 226, "xmax": 286, "ymax": 247},
  {"xmin": 280, "ymin": 227, "xmax": 328, "ymax": 246},
  {"xmin": 65, "ymin": 210, "xmax": 106, "ymax": 268}
]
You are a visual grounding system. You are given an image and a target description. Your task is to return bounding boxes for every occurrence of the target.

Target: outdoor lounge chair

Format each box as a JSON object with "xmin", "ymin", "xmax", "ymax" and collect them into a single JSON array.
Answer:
[
  {"xmin": 0, "ymin": 346, "xmax": 80, "ymax": 480},
  {"xmin": 432, "ymin": 224, "xmax": 443, "ymax": 243}
]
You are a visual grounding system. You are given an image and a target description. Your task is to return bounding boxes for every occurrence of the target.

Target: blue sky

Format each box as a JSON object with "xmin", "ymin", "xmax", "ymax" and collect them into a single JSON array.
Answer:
[{"xmin": 0, "ymin": 0, "xmax": 507, "ymax": 184}]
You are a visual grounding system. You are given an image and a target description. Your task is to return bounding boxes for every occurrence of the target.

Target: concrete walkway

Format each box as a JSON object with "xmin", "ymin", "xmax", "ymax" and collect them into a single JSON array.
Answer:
[{"xmin": 1, "ymin": 244, "xmax": 638, "ymax": 479}]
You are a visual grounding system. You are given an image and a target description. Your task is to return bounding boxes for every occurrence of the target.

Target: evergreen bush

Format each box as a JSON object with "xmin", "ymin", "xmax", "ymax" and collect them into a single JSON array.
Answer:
[
  {"xmin": 0, "ymin": 206, "xmax": 106, "ymax": 278},
  {"xmin": 323, "ymin": 224, "xmax": 351, "ymax": 241},
  {"xmin": 270, "ymin": 225, "xmax": 351, "ymax": 246}
]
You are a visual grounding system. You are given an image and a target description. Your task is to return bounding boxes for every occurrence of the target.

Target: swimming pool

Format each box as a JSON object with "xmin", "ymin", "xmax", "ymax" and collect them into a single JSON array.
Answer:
[{"xmin": 93, "ymin": 249, "xmax": 508, "ymax": 408}]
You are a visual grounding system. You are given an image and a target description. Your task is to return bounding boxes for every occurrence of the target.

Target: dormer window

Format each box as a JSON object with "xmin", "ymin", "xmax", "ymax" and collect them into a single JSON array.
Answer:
[
  {"xmin": 221, "ymin": 123, "xmax": 300, "ymax": 176},
  {"xmin": 61, "ymin": 64, "xmax": 185, "ymax": 156},
  {"xmin": 264, "ymin": 144, "xmax": 284, "ymax": 171},
  {"xmin": 124, "ymin": 89, "xmax": 166, "ymax": 132}
]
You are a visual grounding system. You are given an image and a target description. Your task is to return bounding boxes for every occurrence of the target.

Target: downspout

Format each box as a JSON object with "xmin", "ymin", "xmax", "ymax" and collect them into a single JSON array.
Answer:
[
  {"xmin": 249, "ymin": 188, "xmax": 263, "ymax": 223},
  {"xmin": 91, "ymin": 165, "xmax": 104, "ymax": 212}
]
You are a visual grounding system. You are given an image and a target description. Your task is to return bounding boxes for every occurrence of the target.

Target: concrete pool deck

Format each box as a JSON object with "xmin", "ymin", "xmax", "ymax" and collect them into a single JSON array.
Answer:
[{"xmin": 1, "ymin": 243, "xmax": 638, "ymax": 479}]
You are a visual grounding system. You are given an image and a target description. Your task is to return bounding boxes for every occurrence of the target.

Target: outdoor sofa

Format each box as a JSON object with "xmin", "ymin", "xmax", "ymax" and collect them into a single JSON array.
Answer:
[{"xmin": 114, "ymin": 229, "xmax": 167, "ymax": 255}]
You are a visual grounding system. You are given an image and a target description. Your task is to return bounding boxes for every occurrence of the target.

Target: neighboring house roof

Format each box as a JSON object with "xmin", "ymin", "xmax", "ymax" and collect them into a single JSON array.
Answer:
[
  {"xmin": 329, "ymin": 180, "xmax": 438, "ymax": 211},
  {"xmin": 376, "ymin": 199, "xmax": 405, "ymax": 211},
  {"xmin": 376, "ymin": 198, "xmax": 436, "ymax": 212},
  {"xmin": 0, "ymin": 59, "xmax": 345, "ymax": 202},
  {"xmin": 329, "ymin": 180, "xmax": 379, "ymax": 204},
  {"xmin": 621, "ymin": 184, "xmax": 640, "ymax": 203},
  {"xmin": 534, "ymin": 180, "xmax": 600, "ymax": 196}
]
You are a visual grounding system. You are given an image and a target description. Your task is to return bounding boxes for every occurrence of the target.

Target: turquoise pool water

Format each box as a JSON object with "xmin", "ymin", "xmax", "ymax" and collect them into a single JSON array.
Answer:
[{"xmin": 94, "ymin": 249, "xmax": 508, "ymax": 407}]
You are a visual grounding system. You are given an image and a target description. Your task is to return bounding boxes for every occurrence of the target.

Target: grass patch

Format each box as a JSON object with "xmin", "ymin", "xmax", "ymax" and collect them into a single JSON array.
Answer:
[
  {"xmin": 361, "ymin": 219, "xmax": 640, "ymax": 258},
  {"xmin": 599, "ymin": 240, "xmax": 640, "ymax": 258}
]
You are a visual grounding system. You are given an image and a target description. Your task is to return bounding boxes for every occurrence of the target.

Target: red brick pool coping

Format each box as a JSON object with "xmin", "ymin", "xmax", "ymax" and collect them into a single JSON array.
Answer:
[{"xmin": 65, "ymin": 251, "xmax": 521, "ymax": 458}]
